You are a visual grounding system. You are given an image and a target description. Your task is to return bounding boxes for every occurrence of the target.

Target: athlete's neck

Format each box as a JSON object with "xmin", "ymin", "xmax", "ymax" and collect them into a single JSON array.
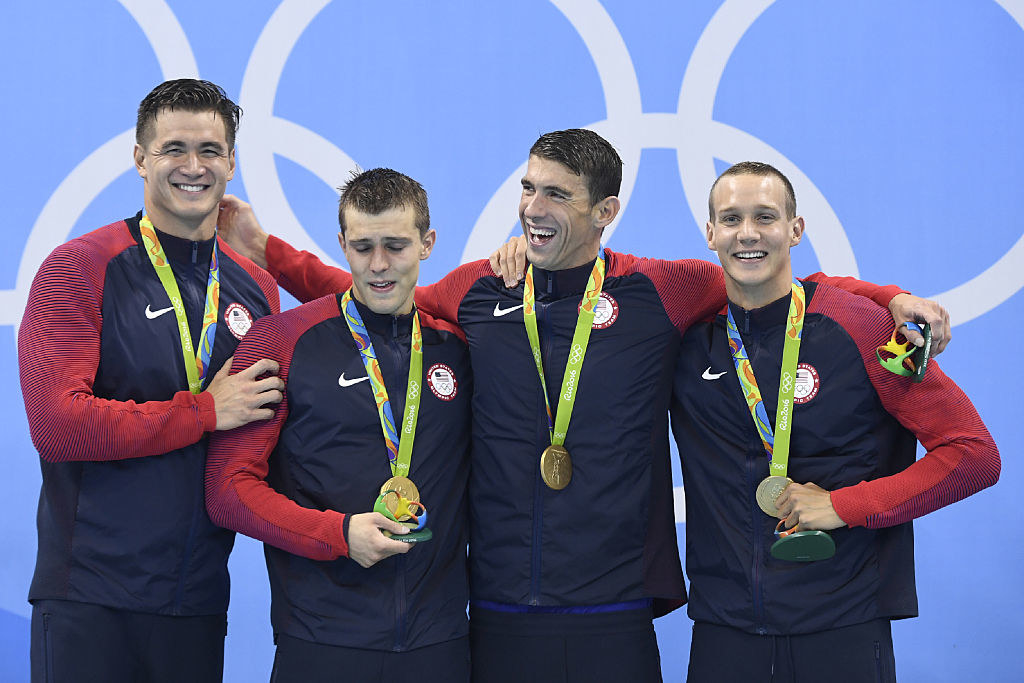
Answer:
[
  {"xmin": 725, "ymin": 272, "xmax": 793, "ymax": 312},
  {"xmin": 145, "ymin": 207, "xmax": 218, "ymax": 242}
]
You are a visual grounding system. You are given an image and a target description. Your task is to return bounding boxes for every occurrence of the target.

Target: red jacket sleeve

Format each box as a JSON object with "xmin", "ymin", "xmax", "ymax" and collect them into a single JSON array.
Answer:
[
  {"xmin": 265, "ymin": 233, "xmax": 490, "ymax": 328},
  {"xmin": 18, "ymin": 228, "xmax": 217, "ymax": 463},
  {"xmin": 266, "ymin": 235, "xmax": 351, "ymax": 302},
  {"xmin": 816, "ymin": 288, "xmax": 1000, "ymax": 528},
  {"xmin": 803, "ymin": 272, "xmax": 903, "ymax": 309},
  {"xmin": 205, "ymin": 300, "xmax": 349, "ymax": 561}
]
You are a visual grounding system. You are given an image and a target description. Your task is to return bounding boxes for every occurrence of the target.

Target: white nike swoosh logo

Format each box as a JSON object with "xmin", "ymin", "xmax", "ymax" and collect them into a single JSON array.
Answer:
[
  {"xmin": 145, "ymin": 304, "xmax": 175, "ymax": 320},
  {"xmin": 493, "ymin": 303, "xmax": 525, "ymax": 317},
  {"xmin": 702, "ymin": 367, "xmax": 728, "ymax": 380},
  {"xmin": 338, "ymin": 373, "xmax": 370, "ymax": 388}
]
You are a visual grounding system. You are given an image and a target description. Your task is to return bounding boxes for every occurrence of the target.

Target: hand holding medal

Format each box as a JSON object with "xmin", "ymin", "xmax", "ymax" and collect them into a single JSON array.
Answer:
[{"xmin": 374, "ymin": 476, "xmax": 433, "ymax": 543}]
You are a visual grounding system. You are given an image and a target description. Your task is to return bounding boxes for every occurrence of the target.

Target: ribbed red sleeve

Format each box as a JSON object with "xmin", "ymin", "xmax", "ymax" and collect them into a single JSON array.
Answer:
[
  {"xmin": 18, "ymin": 223, "xmax": 215, "ymax": 463},
  {"xmin": 205, "ymin": 296, "xmax": 348, "ymax": 561},
  {"xmin": 618, "ymin": 252, "xmax": 727, "ymax": 334},
  {"xmin": 813, "ymin": 286, "xmax": 1000, "ymax": 528},
  {"xmin": 803, "ymin": 272, "xmax": 903, "ymax": 309},
  {"xmin": 265, "ymin": 234, "xmax": 351, "ymax": 303},
  {"xmin": 413, "ymin": 260, "xmax": 494, "ymax": 326},
  {"xmin": 220, "ymin": 237, "xmax": 281, "ymax": 315}
]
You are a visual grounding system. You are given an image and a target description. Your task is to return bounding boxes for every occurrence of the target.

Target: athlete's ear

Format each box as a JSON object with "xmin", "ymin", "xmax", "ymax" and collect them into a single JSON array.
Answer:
[
  {"xmin": 790, "ymin": 216, "xmax": 805, "ymax": 247},
  {"xmin": 133, "ymin": 144, "xmax": 146, "ymax": 179},
  {"xmin": 419, "ymin": 229, "xmax": 437, "ymax": 260},
  {"xmin": 593, "ymin": 196, "xmax": 620, "ymax": 229},
  {"xmin": 226, "ymin": 148, "xmax": 236, "ymax": 181},
  {"xmin": 705, "ymin": 220, "xmax": 716, "ymax": 251},
  {"xmin": 337, "ymin": 231, "xmax": 347, "ymax": 254}
]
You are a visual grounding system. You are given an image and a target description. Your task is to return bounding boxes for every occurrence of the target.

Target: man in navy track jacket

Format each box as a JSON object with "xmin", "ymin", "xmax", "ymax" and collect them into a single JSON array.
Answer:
[
  {"xmin": 673, "ymin": 162, "xmax": 999, "ymax": 682},
  {"xmin": 19, "ymin": 79, "xmax": 285, "ymax": 683}
]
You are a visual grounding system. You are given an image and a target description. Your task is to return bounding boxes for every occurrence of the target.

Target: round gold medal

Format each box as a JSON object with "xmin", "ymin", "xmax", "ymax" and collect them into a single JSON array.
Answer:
[
  {"xmin": 540, "ymin": 445, "xmax": 572, "ymax": 490},
  {"xmin": 755, "ymin": 475, "xmax": 792, "ymax": 518},
  {"xmin": 379, "ymin": 476, "xmax": 420, "ymax": 516}
]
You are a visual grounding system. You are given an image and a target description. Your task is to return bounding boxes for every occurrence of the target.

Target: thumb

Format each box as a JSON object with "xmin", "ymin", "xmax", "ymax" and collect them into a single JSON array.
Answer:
[
  {"xmin": 213, "ymin": 355, "xmax": 234, "ymax": 379},
  {"xmin": 373, "ymin": 512, "xmax": 409, "ymax": 535}
]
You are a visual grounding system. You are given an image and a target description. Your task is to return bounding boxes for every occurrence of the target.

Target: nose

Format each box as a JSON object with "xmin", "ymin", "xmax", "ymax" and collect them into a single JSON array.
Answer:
[
  {"xmin": 180, "ymin": 150, "xmax": 204, "ymax": 176},
  {"xmin": 522, "ymin": 192, "xmax": 546, "ymax": 220},
  {"xmin": 369, "ymin": 246, "xmax": 389, "ymax": 273},
  {"xmin": 737, "ymin": 217, "xmax": 759, "ymax": 242}
]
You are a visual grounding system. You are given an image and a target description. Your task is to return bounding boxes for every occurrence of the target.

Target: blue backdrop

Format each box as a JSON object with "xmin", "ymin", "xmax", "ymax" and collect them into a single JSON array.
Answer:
[{"xmin": 2, "ymin": 2, "xmax": 1021, "ymax": 681}]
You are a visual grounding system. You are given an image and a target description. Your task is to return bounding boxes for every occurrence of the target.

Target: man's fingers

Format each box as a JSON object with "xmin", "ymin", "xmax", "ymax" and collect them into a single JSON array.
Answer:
[{"xmin": 241, "ymin": 358, "xmax": 280, "ymax": 379}]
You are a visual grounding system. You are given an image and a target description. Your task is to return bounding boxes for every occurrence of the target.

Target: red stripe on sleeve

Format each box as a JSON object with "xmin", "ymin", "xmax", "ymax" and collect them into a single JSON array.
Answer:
[
  {"xmin": 219, "ymin": 237, "xmax": 281, "ymax": 314},
  {"xmin": 18, "ymin": 223, "xmax": 215, "ymax": 463},
  {"xmin": 612, "ymin": 251, "xmax": 727, "ymax": 334},
  {"xmin": 265, "ymin": 234, "xmax": 352, "ymax": 303},
  {"xmin": 812, "ymin": 285, "xmax": 1000, "ymax": 528},
  {"xmin": 205, "ymin": 296, "xmax": 348, "ymax": 560},
  {"xmin": 803, "ymin": 272, "xmax": 903, "ymax": 309},
  {"xmin": 414, "ymin": 260, "xmax": 494, "ymax": 328}
]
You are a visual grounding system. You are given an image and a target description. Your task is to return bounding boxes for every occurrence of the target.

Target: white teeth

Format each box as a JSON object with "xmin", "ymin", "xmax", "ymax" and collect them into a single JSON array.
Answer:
[
  {"xmin": 369, "ymin": 282, "xmax": 394, "ymax": 289},
  {"xmin": 176, "ymin": 184, "xmax": 205, "ymax": 192},
  {"xmin": 736, "ymin": 251, "xmax": 767, "ymax": 259},
  {"xmin": 530, "ymin": 227, "xmax": 555, "ymax": 237}
]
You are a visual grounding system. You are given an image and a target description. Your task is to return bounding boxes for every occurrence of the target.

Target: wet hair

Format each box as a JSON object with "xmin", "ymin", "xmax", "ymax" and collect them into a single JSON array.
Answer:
[
  {"xmin": 136, "ymin": 79, "xmax": 242, "ymax": 149},
  {"xmin": 337, "ymin": 168, "xmax": 430, "ymax": 237},
  {"xmin": 709, "ymin": 161, "xmax": 797, "ymax": 220},
  {"xmin": 529, "ymin": 129, "xmax": 622, "ymax": 205}
]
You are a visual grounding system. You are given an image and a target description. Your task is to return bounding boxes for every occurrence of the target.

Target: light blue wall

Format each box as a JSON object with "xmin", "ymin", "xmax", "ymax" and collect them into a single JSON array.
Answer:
[{"xmin": 3, "ymin": 2, "xmax": 1021, "ymax": 680}]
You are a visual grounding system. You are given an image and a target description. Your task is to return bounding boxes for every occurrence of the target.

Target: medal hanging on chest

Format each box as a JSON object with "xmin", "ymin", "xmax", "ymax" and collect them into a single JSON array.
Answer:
[
  {"xmin": 727, "ymin": 280, "xmax": 835, "ymax": 562},
  {"xmin": 522, "ymin": 255, "xmax": 606, "ymax": 490},
  {"xmin": 139, "ymin": 216, "xmax": 220, "ymax": 394},
  {"xmin": 341, "ymin": 289, "xmax": 432, "ymax": 543}
]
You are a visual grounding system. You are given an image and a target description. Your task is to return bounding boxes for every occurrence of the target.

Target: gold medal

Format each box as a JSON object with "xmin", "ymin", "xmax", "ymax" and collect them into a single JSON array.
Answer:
[
  {"xmin": 755, "ymin": 475, "xmax": 792, "ymax": 518},
  {"xmin": 540, "ymin": 445, "xmax": 572, "ymax": 490},
  {"xmin": 379, "ymin": 476, "xmax": 420, "ymax": 517}
]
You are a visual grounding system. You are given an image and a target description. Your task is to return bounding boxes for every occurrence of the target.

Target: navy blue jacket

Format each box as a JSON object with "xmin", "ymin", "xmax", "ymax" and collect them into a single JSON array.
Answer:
[
  {"xmin": 206, "ymin": 295, "xmax": 471, "ymax": 651},
  {"xmin": 671, "ymin": 282, "xmax": 999, "ymax": 635},
  {"xmin": 263, "ymin": 239, "xmax": 906, "ymax": 617},
  {"xmin": 20, "ymin": 213, "xmax": 279, "ymax": 616}
]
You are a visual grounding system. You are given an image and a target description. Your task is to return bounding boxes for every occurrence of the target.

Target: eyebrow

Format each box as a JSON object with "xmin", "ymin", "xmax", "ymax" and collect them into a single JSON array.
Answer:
[{"xmin": 522, "ymin": 178, "xmax": 573, "ymax": 196}]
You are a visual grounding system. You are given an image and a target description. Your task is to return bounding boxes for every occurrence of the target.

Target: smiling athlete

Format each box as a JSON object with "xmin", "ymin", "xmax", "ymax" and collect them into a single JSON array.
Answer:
[
  {"xmin": 19, "ymin": 79, "xmax": 284, "ymax": 683},
  {"xmin": 672, "ymin": 162, "xmax": 999, "ymax": 682}
]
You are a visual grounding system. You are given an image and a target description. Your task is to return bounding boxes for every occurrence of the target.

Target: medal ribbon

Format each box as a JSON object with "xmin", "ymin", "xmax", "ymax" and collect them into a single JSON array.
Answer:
[
  {"xmin": 726, "ymin": 279, "xmax": 805, "ymax": 477},
  {"xmin": 139, "ymin": 215, "xmax": 220, "ymax": 394},
  {"xmin": 522, "ymin": 255, "xmax": 606, "ymax": 445},
  {"xmin": 341, "ymin": 288, "xmax": 423, "ymax": 478}
]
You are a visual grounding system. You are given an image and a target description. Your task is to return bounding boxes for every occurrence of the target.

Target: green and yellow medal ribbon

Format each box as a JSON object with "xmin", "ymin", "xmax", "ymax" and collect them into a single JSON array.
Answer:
[
  {"xmin": 725, "ymin": 279, "xmax": 806, "ymax": 476},
  {"xmin": 522, "ymin": 255, "xmax": 606, "ymax": 446},
  {"xmin": 139, "ymin": 215, "xmax": 220, "ymax": 394},
  {"xmin": 340, "ymin": 289, "xmax": 423, "ymax": 477}
]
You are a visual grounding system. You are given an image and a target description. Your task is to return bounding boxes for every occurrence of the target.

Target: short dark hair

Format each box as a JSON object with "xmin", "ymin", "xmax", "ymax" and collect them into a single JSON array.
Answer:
[
  {"xmin": 136, "ymin": 79, "xmax": 242, "ymax": 150},
  {"xmin": 337, "ymin": 168, "xmax": 430, "ymax": 237},
  {"xmin": 529, "ymin": 129, "xmax": 622, "ymax": 205},
  {"xmin": 709, "ymin": 161, "xmax": 797, "ymax": 220}
]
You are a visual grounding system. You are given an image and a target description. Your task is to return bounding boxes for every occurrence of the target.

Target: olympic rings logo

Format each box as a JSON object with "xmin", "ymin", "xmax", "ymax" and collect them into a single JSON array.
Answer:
[
  {"xmin": 781, "ymin": 372, "xmax": 793, "ymax": 393},
  {"xmin": 5, "ymin": 0, "xmax": 1024, "ymax": 335},
  {"xmin": 569, "ymin": 344, "xmax": 584, "ymax": 365},
  {"xmin": 408, "ymin": 381, "xmax": 419, "ymax": 400}
]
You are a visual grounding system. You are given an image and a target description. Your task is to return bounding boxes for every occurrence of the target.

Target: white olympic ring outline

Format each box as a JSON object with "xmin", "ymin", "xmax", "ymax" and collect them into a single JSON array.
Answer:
[
  {"xmin": 569, "ymin": 344, "xmax": 584, "ymax": 364},
  {"xmin": 3, "ymin": 0, "xmax": 1023, "ymax": 535},
  {"xmin": 5, "ymin": 0, "xmax": 1024, "ymax": 332}
]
